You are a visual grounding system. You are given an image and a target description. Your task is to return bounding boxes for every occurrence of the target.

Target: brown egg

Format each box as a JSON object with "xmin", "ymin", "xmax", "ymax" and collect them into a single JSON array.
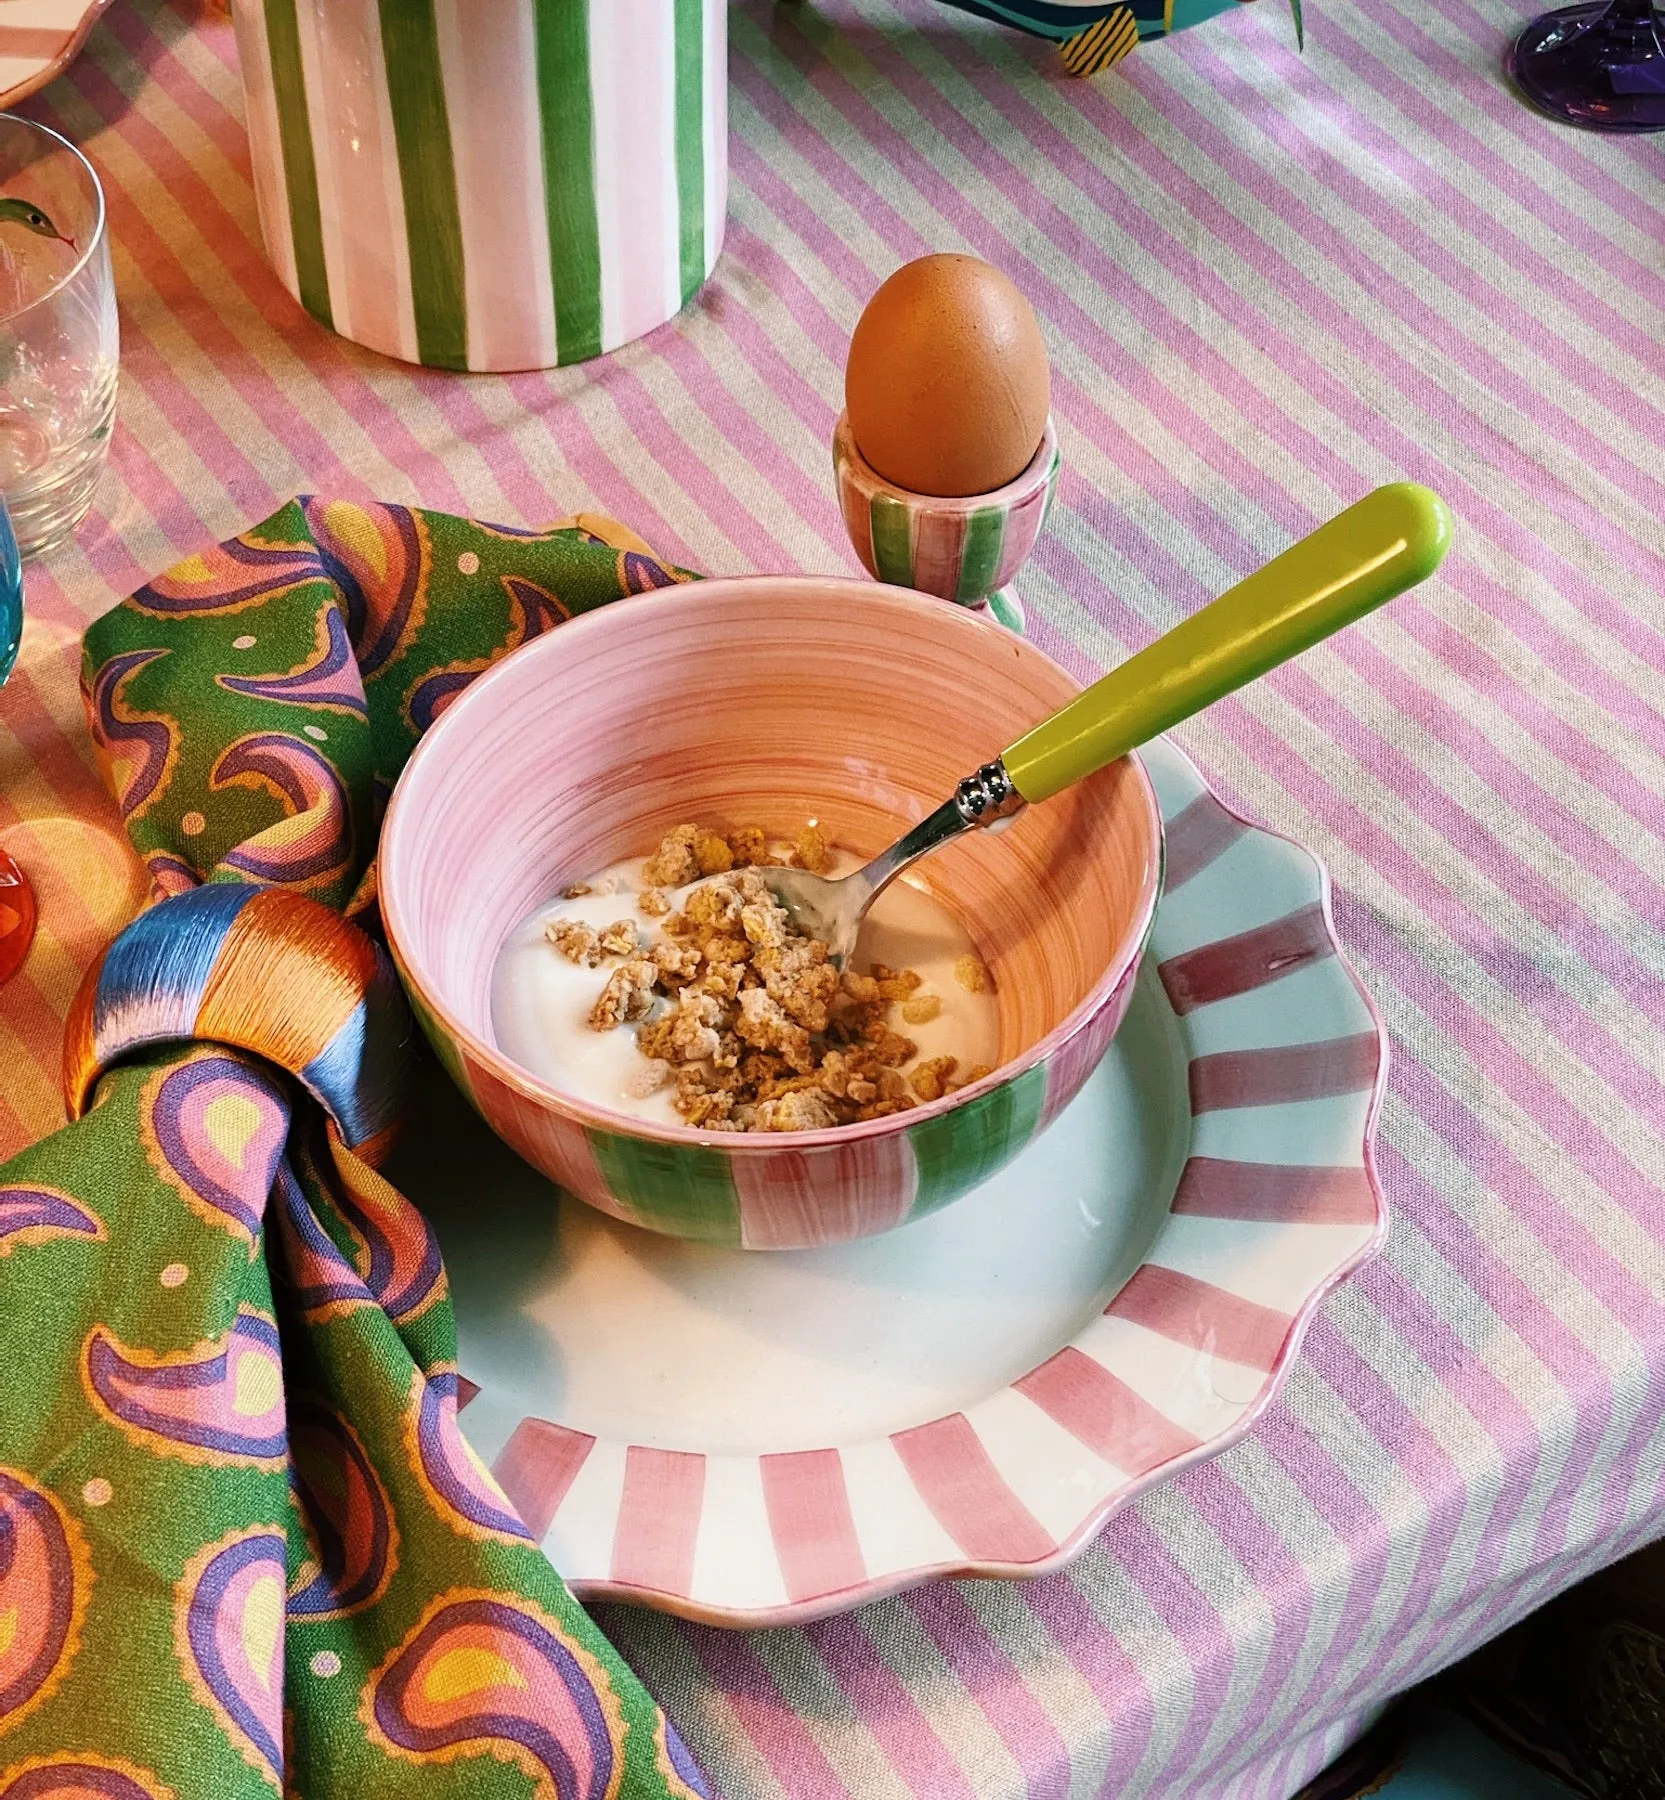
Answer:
[{"xmin": 845, "ymin": 254, "xmax": 1051, "ymax": 499}]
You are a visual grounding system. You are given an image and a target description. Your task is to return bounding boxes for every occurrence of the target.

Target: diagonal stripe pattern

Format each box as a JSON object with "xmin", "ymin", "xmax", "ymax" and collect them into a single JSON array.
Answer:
[{"xmin": 2, "ymin": 1, "xmax": 1662, "ymax": 1796}]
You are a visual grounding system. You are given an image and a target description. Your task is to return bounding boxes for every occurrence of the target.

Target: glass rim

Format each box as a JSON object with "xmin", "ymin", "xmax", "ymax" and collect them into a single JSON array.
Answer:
[{"xmin": 0, "ymin": 112, "xmax": 106, "ymax": 326}]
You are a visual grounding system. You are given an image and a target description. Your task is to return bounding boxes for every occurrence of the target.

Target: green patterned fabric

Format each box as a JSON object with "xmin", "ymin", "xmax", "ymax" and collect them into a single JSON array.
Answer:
[{"xmin": 0, "ymin": 500, "xmax": 710, "ymax": 1800}]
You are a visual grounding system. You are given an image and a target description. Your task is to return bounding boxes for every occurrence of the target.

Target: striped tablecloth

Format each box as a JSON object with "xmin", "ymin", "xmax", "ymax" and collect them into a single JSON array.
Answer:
[{"xmin": 3, "ymin": 2, "xmax": 1662, "ymax": 1795}]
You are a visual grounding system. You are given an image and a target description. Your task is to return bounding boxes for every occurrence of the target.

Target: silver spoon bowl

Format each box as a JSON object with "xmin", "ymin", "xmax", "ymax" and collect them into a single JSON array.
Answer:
[{"xmin": 764, "ymin": 763, "xmax": 1022, "ymax": 969}]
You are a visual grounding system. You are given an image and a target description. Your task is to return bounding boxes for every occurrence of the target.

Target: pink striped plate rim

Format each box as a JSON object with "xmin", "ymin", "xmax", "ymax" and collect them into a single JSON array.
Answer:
[{"xmin": 476, "ymin": 737, "xmax": 1388, "ymax": 1625}]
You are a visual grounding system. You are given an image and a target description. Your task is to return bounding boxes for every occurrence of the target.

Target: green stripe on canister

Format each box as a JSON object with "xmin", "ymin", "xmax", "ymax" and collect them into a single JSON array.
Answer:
[
  {"xmin": 870, "ymin": 494, "xmax": 914, "ymax": 586},
  {"xmin": 379, "ymin": 0, "xmax": 468, "ymax": 370},
  {"xmin": 263, "ymin": 0, "xmax": 332, "ymax": 331},
  {"xmin": 588, "ymin": 1130, "xmax": 744, "ymax": 1244},
  {"xmin": 535, "ymin": 0, "xmax": 604, "ymax": 367},
  {"xmin": 673, "ymin": 0, "xmax": 705, "ymax": 305},
  {"xmin": 905, "ymin": 1061, "xmax": 1047, "ymax": 1221},
  {"xmin": 955, "ymin": 506, "xmax": 1008, "ymax": 603}
]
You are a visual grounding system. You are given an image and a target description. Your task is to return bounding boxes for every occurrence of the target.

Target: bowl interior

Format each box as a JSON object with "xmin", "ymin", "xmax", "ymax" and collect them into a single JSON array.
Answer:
[{"xmin": 382, "ymin": 579, "xmax": 1162, "ymax": 1125}]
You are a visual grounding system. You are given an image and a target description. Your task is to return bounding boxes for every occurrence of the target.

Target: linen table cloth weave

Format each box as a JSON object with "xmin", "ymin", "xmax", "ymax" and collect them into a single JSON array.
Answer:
[{"xmin": 1, "ymin": 2, "xmax": 1661, "ymax": 1797}]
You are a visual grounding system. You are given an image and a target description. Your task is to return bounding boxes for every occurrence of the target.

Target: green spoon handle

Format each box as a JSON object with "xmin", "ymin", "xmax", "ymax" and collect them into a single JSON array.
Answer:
[{"xmin": 1000, "ymin": 482, "xmax": 1453, "ymax": 805}]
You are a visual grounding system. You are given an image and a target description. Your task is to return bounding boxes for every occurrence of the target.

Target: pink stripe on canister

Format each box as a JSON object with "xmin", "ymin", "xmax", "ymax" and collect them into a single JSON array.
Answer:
[
  {"xmin": 1107, "ymin": 1264, "xmax": 1293, "ymax": 1373},
  {"xmin": 1189, "ymin": 1034, "xmax": 1381, "ymax": 1112},
  {"xmin": 591, "ymin": 0, "xmax": 679, "ymax": 351},
  {"xmin": 1169, "ymin": 1157, "xmax": 1380, "ymax": 1226},
  {"xmin": 1016, "ymin": 1345, "xmax": 1203, "ymax": 1475},
  {"xmin": 611, "ymin": 1446, "xmax": 705, "ymax": 1596},
  {"xmin": 1158, "ymin": 903, "xmax": 1334, "ymax": 1014},
  {"xmin": 493, "ymin": 1416, "xmax": 596, "ymax": 1539},
  {"xmin": 891, "ymin": 1414, "xmax": 1055, "ymax": 1564},
  {"xmin": 225, "ymin": 5, "xmax": 296, "ymax": 300},
  {"xmin": 1162, "ymin": 790, "xmax": 1250, "ymax": 890},
  {"xmin": 732, "ymin": 1133, "xmax": 918, "ymax": 1249},
  {"xmin": 761, "ymin": 1449, "xmax": 866, "ymax": 1603},
  {"xmin": 434, "ymin": 0, "xmax": 557, "ymax": 371},
  {"xmin": 702, "ymin": 0, "xmax": 726, "ymax": 262},
  {"xmin": 295, "ymin": 0, "xmax": 413, "ymax": 363}
]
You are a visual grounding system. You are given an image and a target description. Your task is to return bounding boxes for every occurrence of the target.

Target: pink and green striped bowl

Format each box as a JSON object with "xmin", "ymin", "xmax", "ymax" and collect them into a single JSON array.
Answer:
[
  {"xmin": 380, "ymin": 577, "xmax": 1162, "ymax": 1250},
  {"xmin": 833, "ymin": 411, "xmax": 1061, "ymax": 623}
]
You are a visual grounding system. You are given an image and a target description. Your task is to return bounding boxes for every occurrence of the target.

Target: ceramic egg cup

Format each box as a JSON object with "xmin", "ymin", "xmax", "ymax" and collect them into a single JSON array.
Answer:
[{"xmin": 832, "ymin": 411, "xmax": 1060, "ymax": 633}]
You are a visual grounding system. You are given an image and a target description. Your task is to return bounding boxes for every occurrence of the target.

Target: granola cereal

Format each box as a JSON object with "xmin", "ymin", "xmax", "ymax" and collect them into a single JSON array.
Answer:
[
  {"xmin": 545, "ymin": 918, "xmax": 603, "ymax": 966},
  {"xmin": 588, "ymin": 956, "xmax": 660, "ymax": 1030},
  {"xmin": 910, "ymin": 1056, "xmax": 959, "ymax": 1103},
  {"xmin": 954, "ymin": 954, "xmax": 994, "ymax": 994},
  {"xmin": 726, "ymin": 824, "xmax": 769, "ymax": 867},
  {"xmin": 640, "ymin": 825, "xmax": 701, "ymax": 890},
  {"xmin": 794, "ymin": 824, "xmax": 831, "ymax": 874},
  {"xmin": 597, "ymin": 918, "xmax": 640, "ymax": 958},
  {"xmin": 873, "ymin": 963, "xmax": 922, "ymax": 1002},
  {"xmin": 625, "ymin": 1058, "xmax": 671, "ymax": 1098},
  {"xmin": 554, "ymin": 822, "xmax": 998, "ymax": 1133}
]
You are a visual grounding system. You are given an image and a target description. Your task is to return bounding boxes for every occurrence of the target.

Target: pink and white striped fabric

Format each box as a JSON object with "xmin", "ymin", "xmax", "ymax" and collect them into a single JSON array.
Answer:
[{"xmin": 1, "ymin": 1, "xmax": 1660, "ymax": 1796}]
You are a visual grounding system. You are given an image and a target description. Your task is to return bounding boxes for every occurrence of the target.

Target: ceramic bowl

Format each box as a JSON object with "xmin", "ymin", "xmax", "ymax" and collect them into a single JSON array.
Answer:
[
  {"xmin": 832, "ymin": 410, "xmax": 1060, "ymax": 618},
  {"xmin": 380, "ymin": 577, "xmax": 1162, "ymax": 1250}
]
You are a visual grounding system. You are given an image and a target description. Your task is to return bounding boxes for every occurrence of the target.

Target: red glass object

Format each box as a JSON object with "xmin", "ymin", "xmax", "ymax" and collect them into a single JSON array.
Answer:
[{"xmin": 0, "ymin": 847, "xmax": 36, "ymax": 984}]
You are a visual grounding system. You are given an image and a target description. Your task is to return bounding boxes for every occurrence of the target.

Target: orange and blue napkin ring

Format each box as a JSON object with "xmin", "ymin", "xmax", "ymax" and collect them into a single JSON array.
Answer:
[{"xmin": 64, "ymin": 884, "xmax": 412, "ymax": 1159}]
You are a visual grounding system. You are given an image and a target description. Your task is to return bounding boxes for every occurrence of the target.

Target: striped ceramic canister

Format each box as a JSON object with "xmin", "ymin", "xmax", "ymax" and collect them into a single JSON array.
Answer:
[{"xmin": 230, "ymin": 0, "xmax": 728, "ymax": 371}]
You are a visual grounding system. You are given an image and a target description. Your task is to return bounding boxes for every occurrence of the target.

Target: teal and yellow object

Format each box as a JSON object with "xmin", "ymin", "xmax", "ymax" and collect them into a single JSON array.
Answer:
[{"xmin": 937, "ymin": 0, "xmax": 1305, "ymax": 76}]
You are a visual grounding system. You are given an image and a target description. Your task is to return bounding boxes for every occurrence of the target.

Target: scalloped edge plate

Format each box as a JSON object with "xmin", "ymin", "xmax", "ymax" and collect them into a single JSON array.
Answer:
[
  {"xmin": 0, "ymin": 2, "xmax": 117, "ymax": 113},
  {"xmin": 422, "ymin": 737, "xmax": 1387, "ymax": 1627}
]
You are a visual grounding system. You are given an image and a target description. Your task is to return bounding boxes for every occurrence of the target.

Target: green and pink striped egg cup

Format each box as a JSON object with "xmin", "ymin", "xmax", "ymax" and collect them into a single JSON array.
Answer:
[{"xmin": 833, "ymin": 411, "xmax": 1061, "ymax": 633}]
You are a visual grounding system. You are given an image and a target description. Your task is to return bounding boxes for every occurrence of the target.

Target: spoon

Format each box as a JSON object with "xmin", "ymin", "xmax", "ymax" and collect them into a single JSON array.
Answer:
[{"xmin": 766, "ymin": 482, "xmax": 1451, "ymax": 966}]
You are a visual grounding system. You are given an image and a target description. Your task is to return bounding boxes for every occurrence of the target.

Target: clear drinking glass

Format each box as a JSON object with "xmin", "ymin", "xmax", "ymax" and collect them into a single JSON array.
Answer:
[{"xmin": 0, "ymin": 114, "xmax": 117, "ymax": 559}]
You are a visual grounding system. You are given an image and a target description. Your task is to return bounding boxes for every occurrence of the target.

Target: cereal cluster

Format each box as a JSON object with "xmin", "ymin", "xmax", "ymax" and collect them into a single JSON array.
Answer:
[{"xmin": 546, "ymin": 822, "xmax": 994, "ymax": 1133}]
